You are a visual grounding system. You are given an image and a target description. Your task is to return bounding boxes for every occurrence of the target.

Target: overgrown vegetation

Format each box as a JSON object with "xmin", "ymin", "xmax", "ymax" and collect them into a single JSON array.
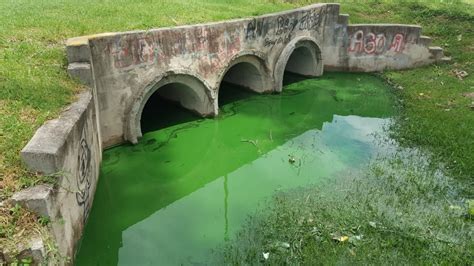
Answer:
[
  {"xmin": 380, "ymin": 1, "xmax": 474, "ymax": 188},
  {"xmin": 0, "ymin": 203, "xmax": 52, "ymax": 260},
  {"xmin": 218, "ymin": 150, "xmax": 473, "ymax": 264},
  {"xmin": 0, "ymin": 0, "xmax": 472, "ymax": 262}
]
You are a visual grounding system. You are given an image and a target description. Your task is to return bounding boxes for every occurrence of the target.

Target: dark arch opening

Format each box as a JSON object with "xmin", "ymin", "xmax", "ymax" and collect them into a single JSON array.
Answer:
[
  {"xmin": 218, "ymin": 62, "xmax": 264, "ymax": 108},
  {"xmin": 140, "ymin": 83, "xmax": 200, "ymax": 134},
  {"xmin": 283, "ymin": 44, "xmax": 321, "ymax": 86}
]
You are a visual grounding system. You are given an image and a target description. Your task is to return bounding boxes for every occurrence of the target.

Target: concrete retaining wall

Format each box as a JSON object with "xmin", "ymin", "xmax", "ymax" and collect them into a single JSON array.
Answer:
[
  {"xmin": 13, "ymin": 3, "xmax": 447, "ymax": 264},
  {"xmin": 324, "ymin": 20, "xmax": 445, "ymax": 71},
  {"xmin": 15, "ymin": 91, "xmax": 101, "ymax": 262}
]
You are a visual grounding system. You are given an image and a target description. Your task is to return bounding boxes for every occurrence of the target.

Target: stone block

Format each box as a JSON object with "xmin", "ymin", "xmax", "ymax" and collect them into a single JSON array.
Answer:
[
  {"xmin": 21, "ymin": 120, "xmax": 65, "ymax": 175},
  {"xmin": 66, "ymin": 37, "xmax": 91, "ymax": 63},
  {"xmin": 418, "ymin": 36, "xmax": 432, "ymax": 46},
  {"xmin": 16, "ymin": 238, "xmax": 46, "ymax": 265},
  {"xmin": 429, "ymin": 46, "xmax": 444, "ymax": 60},
  {"xmin": 338, "ymin": 14, "xmax": 349, "ymax": 25},
  {"xmin": 68, "ymin": 62, "xmax": 93, "ymax": 87},
  {"xmin": 10, "ymin": 185, "xmax": 54, "ymax": 218},
  {"xmin": 21, "ymin": 134, "xmax": 61, "ymax": 174},
  {"xmin": 21, "ymin": 91, "xmax": 92, "ymax": 174}
]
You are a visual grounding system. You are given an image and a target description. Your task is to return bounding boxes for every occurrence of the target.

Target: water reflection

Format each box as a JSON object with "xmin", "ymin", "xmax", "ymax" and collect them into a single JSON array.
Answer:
[
  {"xmin": 117, "ymin": 115, "xmax": 389, "ymax": 265},
  {"xmin": 76, "ymin": 73, "xmax": 395, "ymax": 265}
]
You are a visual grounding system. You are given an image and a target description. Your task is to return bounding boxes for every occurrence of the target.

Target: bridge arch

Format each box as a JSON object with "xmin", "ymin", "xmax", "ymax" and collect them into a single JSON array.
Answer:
[
  {"xmin": 274, "ymin": 37, "xmax": 323, "ymax": 92},
  {"xmin": 125, "ymin": 71, "xmax": 217, "ymax": 144},
  {"xmin": 216, "ymin": 52, "xmax": 273, "ymax": 107}
]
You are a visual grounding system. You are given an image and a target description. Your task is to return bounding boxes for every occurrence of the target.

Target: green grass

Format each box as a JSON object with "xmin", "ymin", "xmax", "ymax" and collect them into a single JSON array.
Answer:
[
  {"xmin": 0, "ymin": 0, "xmax": 473, "ymax": 262},
  {"xmin": 380, "ymin": 2, "xmax": 474, "ymax": 188}
]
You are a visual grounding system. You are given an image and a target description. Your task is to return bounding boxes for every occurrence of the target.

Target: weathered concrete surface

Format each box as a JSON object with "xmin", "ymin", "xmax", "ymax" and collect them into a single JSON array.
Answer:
[
  {"xmin": 64, "ymin": 3, "xmax": 445, "ymax": 147},
  {"xmin": 67, "ymin": 63, "xmax": 93, "ymax": 87},
  {"xmin": 17, "ymin": 3, "xmax": 448, "ymax": 264},
  {"xmin": 10, "ymin": 184, "xmax": 54, "ymax": 218},
  {"xmin": 71, "ymin": 3, "xmax": 334, "ymax": 146},
  {"xmin": 324, "ymin": 23, "xmax": 444, "ymax": 71},
  {"xmin": 19, "ymin": 91, "xmax": 101, "ymax": 262}
]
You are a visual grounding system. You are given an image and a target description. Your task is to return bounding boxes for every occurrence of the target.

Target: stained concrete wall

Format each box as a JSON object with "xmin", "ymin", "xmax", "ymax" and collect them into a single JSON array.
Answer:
[
  {"xmin": 66, "ymin": 3, "xmax": 446, "ymax": 148},
  {"xmin": 72, "ymin": 3, "xmax": 333, "ymax": 146},
  {"xmin": 17, "ymin": 91, "xmax": 101, "ymax": 261},
  {"xmin": 324, "ymin": 21, "xmax": 445, "ymax": 71}
]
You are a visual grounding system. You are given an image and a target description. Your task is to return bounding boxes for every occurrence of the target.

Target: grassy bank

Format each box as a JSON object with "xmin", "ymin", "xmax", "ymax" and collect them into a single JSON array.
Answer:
[
  {"xmin": 380, "ymin": 2, "xmax": 474, "ymax": 186},
  {"xmin": 218, "ymin": 151, "xmax": 473, "ymax": 264},
  {"xmin": 0, "ymin": 0, "xmax": 472, "ymax": 262}
]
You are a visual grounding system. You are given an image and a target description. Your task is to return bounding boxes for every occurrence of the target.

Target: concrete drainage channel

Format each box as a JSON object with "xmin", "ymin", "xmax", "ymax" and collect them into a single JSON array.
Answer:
[{"xmin": 2, "ymin": 3, "xmax": 448, "ymax": 264}]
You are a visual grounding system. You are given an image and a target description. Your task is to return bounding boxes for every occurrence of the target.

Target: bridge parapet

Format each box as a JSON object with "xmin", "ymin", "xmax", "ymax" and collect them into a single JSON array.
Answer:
[{"xmin": 324, "ymin": 22, "xmax": 446, "ymax": 71}]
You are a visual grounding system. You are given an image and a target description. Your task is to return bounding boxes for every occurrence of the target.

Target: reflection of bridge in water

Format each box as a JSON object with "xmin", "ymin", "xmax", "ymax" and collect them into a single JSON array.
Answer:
[{"xmin": 80, "ymin": 112, "xmax": 392, "ymax": 265}]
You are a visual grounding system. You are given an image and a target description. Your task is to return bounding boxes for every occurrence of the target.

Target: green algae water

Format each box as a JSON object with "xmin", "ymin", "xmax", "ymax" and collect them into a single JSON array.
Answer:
[{"xmin": 75, "ymin": 73, "xmax": 394, "ymax": 265}]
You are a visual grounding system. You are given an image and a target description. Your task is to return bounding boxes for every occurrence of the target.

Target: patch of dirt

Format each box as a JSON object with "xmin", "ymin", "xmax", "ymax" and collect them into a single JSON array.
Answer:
[
  {"xmin": 462, "ymin": 92, "xmax": 474, "ymax": 99},
  {"xmin": 0, "ymin": 203, "xmax": 43, "ymax": 254},
  {"xmin": 453, "ymin": 69, "xmax": 469, "ymax": 80}
]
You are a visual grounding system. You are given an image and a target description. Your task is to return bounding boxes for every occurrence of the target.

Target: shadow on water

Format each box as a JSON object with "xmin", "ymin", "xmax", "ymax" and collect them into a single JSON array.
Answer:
[
  {"xmin": 283, "ymin": 71, "xmax": 313, "ymax": 86},
  {"xmin": 218, "ymin": 81, "xmax": 257, "ymax": 108},
  {"xmin": 142, "ymin": 79, "xmax": 259, "ymax": 133},
  {"xmin": 140, "ymin": 92, "xmax": 200, "ymax": 134}
]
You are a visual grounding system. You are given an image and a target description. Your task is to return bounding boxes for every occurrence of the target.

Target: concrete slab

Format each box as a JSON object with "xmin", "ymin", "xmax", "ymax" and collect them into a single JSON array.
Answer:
[{"xmin": 10, "ymin": 184, "xmax": 54, "ymax": 218}]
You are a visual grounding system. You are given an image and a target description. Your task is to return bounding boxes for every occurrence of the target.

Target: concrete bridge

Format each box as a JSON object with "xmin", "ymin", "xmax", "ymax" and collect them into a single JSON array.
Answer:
[
  {"xmin": 16, "ymin": 3, "xmax": 447, "ymax": 261},
  {"xmin": 66, "ymin": 3, "xmax": 445, "ymax": 147}
]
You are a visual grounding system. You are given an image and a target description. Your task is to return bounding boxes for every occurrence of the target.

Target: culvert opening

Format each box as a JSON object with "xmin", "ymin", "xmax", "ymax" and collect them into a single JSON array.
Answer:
[
  {"xmin": 140, "ymin": 83, "xmax": 201, "ymax": 134},
  {"xmin": 283, "ymin": 45, "xmax": 320, "ymax": 86},
  {"xmin": 218, "ymin": 62, "xmax": 263, "ymax": 107}
]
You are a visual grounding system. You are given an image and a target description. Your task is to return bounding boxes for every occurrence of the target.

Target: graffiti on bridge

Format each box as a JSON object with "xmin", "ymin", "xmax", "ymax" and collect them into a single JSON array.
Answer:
[
  {"xmin": 245, "ymin": 7, "xmax": 325, "ymax": 48},
  {"xmin": 348, "ymin": 30, "xmax": 405, "ymax": 54},
  {"xmin": 76, "ymin": 124, "xmax": 92, "ymax": 223}
]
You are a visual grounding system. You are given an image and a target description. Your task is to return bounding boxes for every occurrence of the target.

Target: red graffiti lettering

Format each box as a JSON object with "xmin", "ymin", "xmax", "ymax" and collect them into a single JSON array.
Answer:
[
  {"xmin": 112, "ymin": 37, "xmax": 156, "ymax": 69},
  {"xmin": 364, "ymin": 33, "xmax": 376, "ymax": 54},
  {"xmin": 348, "ymin": 30, "xmax": 364, "ymax": 53},
  {"xmin": 375, "ymin": 34, "xmax": 386, "ymax": 54},
  {"xmin": 349, "ymin": 31, "xmax": 405, "ymax": 54},
  {"xmin": 389, "ymin": 33, "xmax": 404, "ymax": 52}
]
